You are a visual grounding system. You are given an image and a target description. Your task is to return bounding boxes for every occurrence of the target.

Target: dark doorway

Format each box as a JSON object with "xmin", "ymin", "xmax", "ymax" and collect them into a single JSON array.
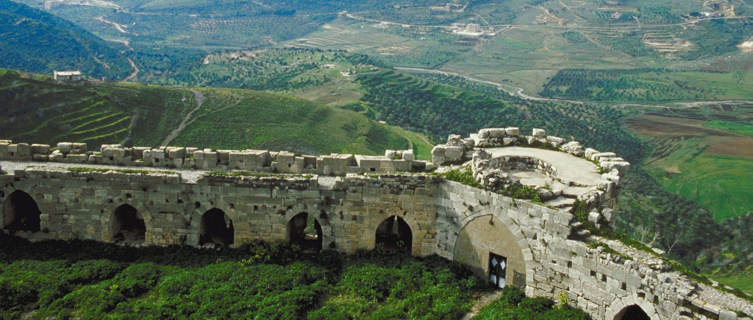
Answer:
[
  {"xmin": 288, "ymin": 212, "xmax": 322, "ymax": 251},
  {"xmin": 489, "ymin": 253, "xmax": 508, "ymax": 288},
  {"xmin": 614, "ymin": 305, "xmax": 651, "ymax": 320},
  {"xmin": 112, "ymin": 204, "xmax": 146, "ymax": 244},
  {"xmin": 375, "ymin": 216, "xmax": 412, "ymax": 253},
  {"xmin": 200, "ymin": 209, "xmax": 234, "ymax": 246},
  {"xmin": 2, "ymin": 190, "xmax": 41, "ymax": 232}
]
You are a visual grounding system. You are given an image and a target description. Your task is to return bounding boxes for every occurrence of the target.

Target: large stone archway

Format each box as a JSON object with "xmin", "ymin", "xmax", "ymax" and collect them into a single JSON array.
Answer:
[
  {"xmin": 375, "ymin": 215, "xmax": 413, "ymax": 253},
  {"xmin": 111, "ymin": 204, "xmax": 146, "ymax": 244},
  {"xmin": 199, "ymin": 208, "xmax": 234, "ymax": 246},
  {"xmin": 287, "ymin": 212, "xmax": 323, "ymax": 251},
  {"xmin": 2, "ymin": 190, "xmax": 41, "ymax": 232},
  {"xmin": 453, "ymin": 214, "xmax": 527, "ymax": 289},
  {"xmin": 614, "ymin": 305, "xmax": 651, "ymax": 320},
  {"xmin": 607, "ymin": 296, "xmax": 661, "ymax": 320}
]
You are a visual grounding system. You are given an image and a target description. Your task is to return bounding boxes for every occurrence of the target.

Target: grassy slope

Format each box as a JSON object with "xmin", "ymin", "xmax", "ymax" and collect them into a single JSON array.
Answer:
[
  {"xmin": 0, "ymin": 69, "xmax": 190, "ymax": 148},
  {"xmin": 0, "ymin": 68, "xmax": 430, "ymax": 156},
  {"xmin": 172, "ymin": 87, "xmax": 419, "ymax": 156}
]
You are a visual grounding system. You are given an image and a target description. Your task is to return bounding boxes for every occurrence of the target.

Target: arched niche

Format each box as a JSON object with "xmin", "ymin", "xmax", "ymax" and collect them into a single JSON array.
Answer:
[
  {"xmin": 287, "ymin": 212, "xmax": 323, "ymax": 251},
  {"xmin": 453, "ymin": 214, "xmax": 526, "ymax": 288},
  {"xmin": 111, "ymin": 204, "xmax": 146, "ymax": 244},
  {"xmin": 199, "ymin": 208, "xmax": 234, "ymax": 246},
  {"xmin": 614, "ymin": 304, "xmax": 651, "ymax": 320},
  {"xmin": 2, "ymin": 190, "xmax": 41, "ymax": 233},
  {"xmin": 375, "ymin": 215, "xmax": 412, "ymax": 253}
]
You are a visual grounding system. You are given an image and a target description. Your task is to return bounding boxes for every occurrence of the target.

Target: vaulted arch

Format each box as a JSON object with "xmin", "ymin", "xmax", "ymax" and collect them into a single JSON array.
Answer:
[
  {"xmin": 2, "ymin": 190, "xmax": 41, "ymax": 233},
  {"xmin": 375, "ymin": 215, "xmax": 412, "ymax": 253},
  {"xmin": 111, "ymin": 204, "xmax": 145, "ymax": 244},
  {"xmin": 614, "ymin": 305, "xmax": 651, "ymax": 320},
  {"xmin": 199, "ymin": 208, "xmax": 234, "ymax": 246},
  {"xmin": 287, "ymin": 212, "xmax": 323, "ymax": 251},
  {"xmin": 606, "ymin": 296, "xmax": 661, "ymax": 320}
]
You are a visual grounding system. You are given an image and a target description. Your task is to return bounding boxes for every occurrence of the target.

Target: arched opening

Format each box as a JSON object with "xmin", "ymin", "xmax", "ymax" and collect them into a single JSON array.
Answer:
[
  {"xmin": 199, "ymin": 209, "xmax": 234, "ymax": 246},
  {"xmin": 375, "ymin": 216, "xmax": 412, "ymax": 253},
  {"xmin": 2, "ymin": 190, "xmax": 41, "ymax": 232},
  {"xmin": 287, "ymin": 212, "xmax": 322, "ymax": 251},
  {"xmin": 453, "ymin": 215, "xmax": 527, "ymax": 289},
  {"xmin": 614, "ymin": 304, "xmax": 651, "ymax": 320},
  {"xmin": 112, "ymin": 204, "xmax": 145, "ymax": 244}
]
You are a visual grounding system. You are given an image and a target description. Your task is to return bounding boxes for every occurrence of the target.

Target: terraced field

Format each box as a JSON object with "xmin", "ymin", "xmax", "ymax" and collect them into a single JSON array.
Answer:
[
  {"xmin": 0, "ymin": 68, "xmax": 432, "ymax": 157},
  {"xmin": 0, "ymin": 70, "xmax": 192, "ymax": 148}
]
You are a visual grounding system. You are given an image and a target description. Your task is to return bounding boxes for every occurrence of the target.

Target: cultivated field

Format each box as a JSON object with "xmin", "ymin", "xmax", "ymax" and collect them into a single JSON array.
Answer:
[{"xmin": 626, "ymin": 110, "xmax": 753, "ymax": 220}]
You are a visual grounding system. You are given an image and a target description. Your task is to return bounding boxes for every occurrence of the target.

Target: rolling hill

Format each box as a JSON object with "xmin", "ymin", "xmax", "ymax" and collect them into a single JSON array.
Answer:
[
  {"xmin": 0, "ymin": 0, "xmax": 131, "ymax": 79},
  {"xmin": 0, "ymin": 68, "xmax": 431, "ymax": 157}
]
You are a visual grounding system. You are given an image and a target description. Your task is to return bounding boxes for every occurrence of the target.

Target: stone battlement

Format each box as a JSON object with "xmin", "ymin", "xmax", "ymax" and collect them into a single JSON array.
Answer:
[{"xmin": 0, "ymin": 140, "xmax": 426, "ymax": 176}]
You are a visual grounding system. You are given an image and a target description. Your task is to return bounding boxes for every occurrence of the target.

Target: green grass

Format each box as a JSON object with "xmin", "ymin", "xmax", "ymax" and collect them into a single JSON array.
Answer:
[
  {"xmin": 712, "ymin": 273, "xmax": 753, "ymax": 296},
  {"xmin": 171, "ymin": 88, "xmax": 413, "ymax": 155},
  {"xmin": 706, "ymin": 120, "xmax": 753, "ymax": 137},
  {"xmin": 646, "ymin": 142, "xmax": 753, "ymax": 220}
]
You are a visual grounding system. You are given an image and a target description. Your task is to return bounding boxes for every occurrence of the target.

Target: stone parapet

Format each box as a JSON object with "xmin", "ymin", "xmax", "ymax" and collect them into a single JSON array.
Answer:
[{"xmin": 0, "ymin": 140, "xmax": 427, "ymax": 176}]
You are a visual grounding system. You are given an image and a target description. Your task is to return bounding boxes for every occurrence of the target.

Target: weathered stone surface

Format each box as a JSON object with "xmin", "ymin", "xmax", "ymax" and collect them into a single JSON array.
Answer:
[
  {"xmin": 532, "ymin": 128, "xmax": 547, "ymax": 138},
  {"xmin": 31, "ymin": 144, "xmax": 50, "ymax": 155}
]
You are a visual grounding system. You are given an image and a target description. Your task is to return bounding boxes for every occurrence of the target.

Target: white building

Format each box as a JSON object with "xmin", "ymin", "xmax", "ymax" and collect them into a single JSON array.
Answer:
[{"xmin": 53, "ymin": 70, "xmax": 83, "ymax": 81}]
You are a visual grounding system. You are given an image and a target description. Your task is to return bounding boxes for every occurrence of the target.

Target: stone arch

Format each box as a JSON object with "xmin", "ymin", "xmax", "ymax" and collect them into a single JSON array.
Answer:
[
  {"xmin": 199, "ymin": 208, "xmax": 234, "ymax": 246},
  {"xmin": 287, "ymin": 212, "xmax": 323, "ymax": 251},
  {"xmin": 2, "ymin": 190, "xmax": 41, "ymax": 232},
  {"xmin": 613, "ymin": 305, "xmax": 651, "ymax": 320},
  {"xmin": 111, "ymin": 204, "xmax": 146, "ymax": 244},
  {"xmin": 606, "ymin": 296, "xmax": 661, "ymax": 320},
  {"xmin": 453, "ymin": 214, "xmax": 528, "ymax": 289},
  {"xmin": 375, "ymin": 215, "xmax": 413, "ymax": 253},
  {"xmin": 283, "ymin": 208, "xmax": 334, "ymax": 249}
]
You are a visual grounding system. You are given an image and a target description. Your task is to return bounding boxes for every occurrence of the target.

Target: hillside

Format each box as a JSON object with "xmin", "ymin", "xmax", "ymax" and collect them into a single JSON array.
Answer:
[
  {"xmin": 0, "ymin": 68, "xmax": 430, "ymax": 156},
  {"xmin": 0, "ymin": 0, "xmax": 131, "ymax": 79}
]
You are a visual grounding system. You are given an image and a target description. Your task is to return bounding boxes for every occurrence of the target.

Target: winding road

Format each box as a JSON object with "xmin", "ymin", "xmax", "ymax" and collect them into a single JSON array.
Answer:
[
  {"xmin": 394, "ymin": 66, "xmax": 753, "ymax": 108},
  {"xmin": 123, "ymin": 58, "xmax": 139, "ymax": 82},
  {"xmin": 160, "ymin": 89, "xmax": 205, "ymax": 146},
  {"xmin": 394, "ymin": 66, "xmax": 583, "ymax": 104}
]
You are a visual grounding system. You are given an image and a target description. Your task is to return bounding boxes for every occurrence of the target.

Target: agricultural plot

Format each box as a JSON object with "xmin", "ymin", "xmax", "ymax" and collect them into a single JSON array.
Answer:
[{"xmin": 626, "ymin": 110, "xmax": 753, "ymax": 221}]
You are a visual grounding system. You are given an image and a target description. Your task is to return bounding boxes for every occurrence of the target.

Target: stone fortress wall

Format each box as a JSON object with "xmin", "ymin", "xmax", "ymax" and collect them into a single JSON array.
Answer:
[{"xmin": 0, "ymin": 128, "xmax": 750, "ymax": 320}]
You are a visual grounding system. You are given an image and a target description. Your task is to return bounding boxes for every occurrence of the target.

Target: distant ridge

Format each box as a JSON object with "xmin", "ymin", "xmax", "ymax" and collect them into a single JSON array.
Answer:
[{"xmin": 0, "ymin": 0, "xmax": 131, "ymax": 79}]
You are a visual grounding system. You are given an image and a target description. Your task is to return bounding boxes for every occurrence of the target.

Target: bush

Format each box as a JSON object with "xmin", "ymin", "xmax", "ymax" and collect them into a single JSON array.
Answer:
[
  {"xmin": 473, "ymin": 287, "xmax": 591, "ymax": 320},
  {"xmin": 0, "ymin": 235, "xmax": 592, "ymax": 319}
]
